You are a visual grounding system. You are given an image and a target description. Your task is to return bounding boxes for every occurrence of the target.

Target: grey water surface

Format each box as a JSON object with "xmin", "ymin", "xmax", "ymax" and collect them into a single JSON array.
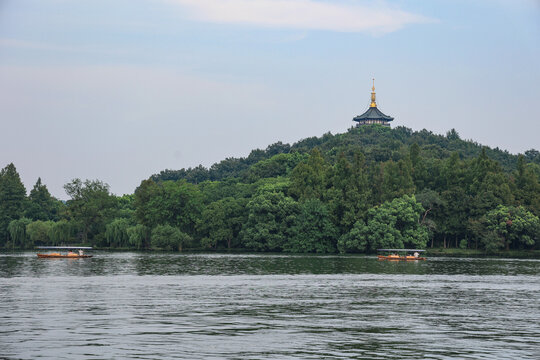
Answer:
[{"xmin": 1, "ymin": 252, "xmax": 539, "ymax": 359}]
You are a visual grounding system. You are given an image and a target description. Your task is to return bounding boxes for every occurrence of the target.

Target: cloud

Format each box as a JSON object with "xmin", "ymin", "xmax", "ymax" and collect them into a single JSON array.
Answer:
[{"xmin": 165, "ymin": 0, "xmax": 435, "ymax": 34}]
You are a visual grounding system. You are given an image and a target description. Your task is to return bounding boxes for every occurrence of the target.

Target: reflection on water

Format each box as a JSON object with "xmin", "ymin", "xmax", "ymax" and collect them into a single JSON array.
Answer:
[{"xmin": 1, "ymin": 252, "xmax": 539, "ymax": 359}]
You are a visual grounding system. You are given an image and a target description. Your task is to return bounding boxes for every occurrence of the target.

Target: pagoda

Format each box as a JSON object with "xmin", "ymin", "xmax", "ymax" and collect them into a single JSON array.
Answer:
[{"xmin": 353, "ymin": 79, "xmax": 394, "ymax": 127}]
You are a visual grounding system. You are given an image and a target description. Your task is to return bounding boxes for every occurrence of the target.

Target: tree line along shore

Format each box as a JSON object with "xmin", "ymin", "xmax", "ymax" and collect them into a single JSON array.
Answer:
[{"xmin": 1, "ymin": 125, "xmax": 539, "ymax": 254}]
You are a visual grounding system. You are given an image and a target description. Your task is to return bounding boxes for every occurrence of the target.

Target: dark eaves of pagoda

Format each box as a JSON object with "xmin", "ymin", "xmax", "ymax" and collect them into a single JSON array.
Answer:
[{"xmin": 353, "ymin": 106, "xmax": 394, "ymax": 122}]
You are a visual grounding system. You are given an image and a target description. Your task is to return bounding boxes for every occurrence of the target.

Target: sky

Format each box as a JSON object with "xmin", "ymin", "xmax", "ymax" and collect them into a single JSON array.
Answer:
[{"xmin": 1, "ymin": 0, "xmax": 539, "ymax": 199}]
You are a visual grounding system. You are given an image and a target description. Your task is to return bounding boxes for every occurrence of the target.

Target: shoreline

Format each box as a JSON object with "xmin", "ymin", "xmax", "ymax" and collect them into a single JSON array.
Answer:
[{"xmin": 3, "ymin": 247, "xmax": 540, "ymax": 259}]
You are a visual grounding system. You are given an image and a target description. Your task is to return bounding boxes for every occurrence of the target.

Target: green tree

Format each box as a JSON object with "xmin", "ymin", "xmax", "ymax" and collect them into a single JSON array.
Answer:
[
  {"xmin": 133, "ymin": 179, "xmax": 162, "ymax": 228},
  {"xmin": 339, "ymin": 195, "xmax": 427, "ymax": 253},
  {"xmin": 513, "ymin": 155, "xmax": 540, "ymax": 216},
  {"xmin": 159, "ymin": 180, "xmax": 203, "ymax": 234},
  {"xmin": 253, "ymin": 177, "xmax": 290, "ymax": 196},
  {"xmin": 134, "ymin": 179, "xmax": 202, "ymax": 235},
  {"xmin": 7, "ymin": 218, "xmax": 31, "ymax": 249},
  {"xmin": 466, "ymin": 217, "xmax": 489, "ymax": 250},
  {"xmin": 468, "ymin": 148, "xmax": 513, "ymax": 218},
  {"xmin": 437, "ymin": 153, "xmax": 469, "ymax": 248},
  {"xmin": 369, "ymin": 162, "xmax": 385, "ymax": 204},
  {"xmin": 0, "ymin": 163, "xmax": 27, "ymax": 245},
  {"xmin": 151, "ymin": 224, "xmax": 191, "ymax": 251},
  {"xmin": 116, "ymin": 194, "xmax": 136, "ymax": 220},
  {"xmin": 485, "ymin": 205, "xmax": 540, "ymax": 251},
  {"xmin": 446, "ymin": 128, "xmax": 461, "ymax": 141},
  {"xmin": 524, "ymin": 149, "xmax": 540, "ymax": 164},
  {"xmin": 105, "ymin": 218, "xmax": 131, "ymax": 248},
  {"xmin": 25, "ymin": 178, "xmax": 59, "ymax": 221},
  {"xmin": 337, "ymin": 220, "xmax": 369, "ymax": 253},
  {"xmin": 409, "ymin": 143, "xmax": 429, "ymax": 191},
  {"xmin": 289, "ymin": 148, "xmax": 328, "ymax": 201},
  {"xmin": 127, "ymin": 224, "xmax": 150, "ymax": 250},
  {"xmin": 285, "ymin": 199, "xmax": 338, "ymax": 253},
  {"xmin": 326, "ymin": 152, "xmax": 371, "ymax": 233},
  {"xmin": 26, "ymin": 220, "xmax": 54, "ymax": 247},
  {"xmin": 247, "ymin": 152, "xmax": 307, "ymax": 182},
  {"xmin": 415, "ymin": 189, "xmax": 443, "ymax": 247},
  {"xmin": 198, "ymin": 179, "xmax": 254, "ymax": 205},
  {"xmin": 198, "ymin": 197, "xmax": 247, "ymax": 249},
  {"xmin": 64, "ymin": 179, "xmax": 117, "ymax": 244},
  {"xmin": 381, "ymin": 158, "xmax": 415, "ymax": 202},
  {"xmin": 240, "ymin": 191, "xmax": 299, "ymax": 251},
  {"xmin": 48, "ymin": 220, "xmax": 72, "ymax": 246}
]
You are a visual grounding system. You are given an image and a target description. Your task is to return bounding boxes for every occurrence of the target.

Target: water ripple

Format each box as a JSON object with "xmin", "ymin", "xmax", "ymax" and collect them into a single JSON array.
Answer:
[{"xmin": 0, "ymin": 253, "xmax": 539, "ymax": 359}]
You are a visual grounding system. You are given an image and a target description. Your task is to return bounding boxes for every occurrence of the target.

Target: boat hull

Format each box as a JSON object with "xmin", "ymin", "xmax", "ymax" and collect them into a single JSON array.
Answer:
[
  {"xmin": 377, "ymin": 255, "xmax": 426, "ymax": 261},
  {"xmin": 37, "ymin": 254, "xmax": 93, "ymax": 259}
]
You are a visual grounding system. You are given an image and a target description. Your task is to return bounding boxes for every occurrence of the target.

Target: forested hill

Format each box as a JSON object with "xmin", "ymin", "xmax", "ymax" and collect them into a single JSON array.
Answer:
[
  {"xmin": 2, "ymin": 125, "xmax": 540, "ymax": 254},
  {"xmin": 151, "ymin": 126, "xmax": 539, "ymax": 184}
]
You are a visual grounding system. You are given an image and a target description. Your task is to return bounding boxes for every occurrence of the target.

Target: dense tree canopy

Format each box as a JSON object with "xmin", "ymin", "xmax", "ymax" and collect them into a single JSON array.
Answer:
[
  {"xmin": 1, "ymin": 125, "xmax": 539, "ymax": 253},
  {"xmin": 151, "ymin": 224, "xmax": 191, "ymax": 251},
  {"xmin": 63, "ymin": 179, "xmax": 117, "ymax": 244},
  {"xmin": 240, "ymin": 191, "xmax": 299, "ymax": 251},
  {"xmin": 286, "ymin": 199, "xmax": 338, "ymax": 253},
  {"xmin": 484, "ymin": 205, "xmax": 540, "ymax": 252},
  {"xmin": 338, "ymin": 195, "xmax": 428, "ymax": 253},
  {"xmin": 25, "ymin": 178, "xmax": 61, "ymax": 221},
  {"xmin": 198, "ymin": 197, "xmax": 247, "ymax": 249},
  {"xmin": 0, "ymin": 163, "xmax": 26, "ymax": 245}
]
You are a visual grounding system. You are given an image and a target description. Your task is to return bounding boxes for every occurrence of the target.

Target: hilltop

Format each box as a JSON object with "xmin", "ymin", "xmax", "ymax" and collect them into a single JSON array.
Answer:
[
  {"xmin": 1, "ymin": 125, "xmax": 539, "ymax": 254},
  {"xmin": 151, "ymin": 126, "xmax": 538, "ymax": 184}
]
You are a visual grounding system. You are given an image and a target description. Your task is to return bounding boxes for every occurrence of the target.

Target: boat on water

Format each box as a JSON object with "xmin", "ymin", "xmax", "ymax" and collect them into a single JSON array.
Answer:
[
  {"xmin": 36, "ymin": 246, "xmax": 93, "ymax": 259},
  {"xmin": 377, "ymin": 249, "xmax": 426, "ymax": 261}
]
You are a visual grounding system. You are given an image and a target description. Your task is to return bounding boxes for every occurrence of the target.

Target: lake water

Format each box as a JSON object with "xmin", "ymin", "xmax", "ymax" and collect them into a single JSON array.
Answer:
[{"xmin": 1, "ymin": 252, "xmax": 539, "ymax": 359}]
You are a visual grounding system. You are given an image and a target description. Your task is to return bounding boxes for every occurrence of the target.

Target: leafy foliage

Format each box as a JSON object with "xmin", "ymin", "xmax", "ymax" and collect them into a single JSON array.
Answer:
[
  {"xmin": 0, "ymin": 163, "xmax": 26, "ymax": 245},
  {"xmin": 105, "ymin": 218, "xmax": 131, "ymax": 248},
  {"xmin": 64, "ymin": 179, "xmax": 117, "ymax": 244},
  {"xmin": 48, "ymin": 220, "xmax": 73, "ymax": 246},
  {"xmin": 286, "ymin": 199, "xmax": 338, "ymax": 253},
  {"xmin": 338, "ymin": 195, "xmax": 428, "ymax": 252},
  {"xmin": 240, "ymin": 191, "xmax": 299, "ymax": 251},
  {"xmin": 134, "ymin": 179, "xmax": 202, "ymax": 235},
  {"xmin": 26, "ymin": 220, "xmax": 54, "ymax": 247},
  {"xmin": 25, "ymin": 178, "xmax": 61, "ymax": 221},
  {"xmin": 484, "ymin": 205, "xmax": 540, "ymax": 252},
  {"xmin": 127, "ymin": 224, "xmax": 149, "ymax": 250},
  {"xmin": 1, "ymin": 124, "xmax": 539, "ymax": 253},
  {"xmin": 198, "ymin": 197, "xmax": 247, "ymax": 249},
  {"xmin": 151, "ymin": 224, "xmax": 191, "ymax": 251},
  {"xmin": 289, "ymin": 148, "xmax": 328, "ymax": 201},
  {"xmin": 7, "ymin": 218, "xmax": 31, "ymax": 249}
]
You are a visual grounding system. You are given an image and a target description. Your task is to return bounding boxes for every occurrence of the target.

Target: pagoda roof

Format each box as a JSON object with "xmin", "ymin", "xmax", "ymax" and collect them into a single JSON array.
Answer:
[{"xmin": 353, "ymin": 106, "xmax": 394, "ymax": 122}]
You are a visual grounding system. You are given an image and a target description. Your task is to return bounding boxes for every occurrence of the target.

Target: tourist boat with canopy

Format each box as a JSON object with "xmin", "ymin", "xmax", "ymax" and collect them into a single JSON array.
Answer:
[
  {"xmin": 36, "ymin": 246, "xmax": 93, "ymax": 258},
  {"xmin": 377, "ymin": 249, "xmax": 426, "ymax": 261}
]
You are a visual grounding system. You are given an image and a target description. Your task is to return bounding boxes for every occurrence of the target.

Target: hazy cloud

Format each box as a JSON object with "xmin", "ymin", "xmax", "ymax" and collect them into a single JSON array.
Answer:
[{"xmin": 166, "ymin": 0, "xmax": 435, "ymax": 34}]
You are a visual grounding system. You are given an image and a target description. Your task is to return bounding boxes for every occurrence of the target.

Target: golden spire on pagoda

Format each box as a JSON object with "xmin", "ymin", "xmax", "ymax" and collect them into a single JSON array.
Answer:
[{"xmin": 370, "ymin": 78, "xmax": 377, "ymax": 108}]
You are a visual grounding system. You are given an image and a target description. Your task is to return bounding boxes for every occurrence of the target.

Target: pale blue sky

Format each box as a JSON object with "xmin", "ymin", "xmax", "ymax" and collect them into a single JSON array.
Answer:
[{"xmin": 1, "ymin": 0, "xmax": 539, "ymax": 198}]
